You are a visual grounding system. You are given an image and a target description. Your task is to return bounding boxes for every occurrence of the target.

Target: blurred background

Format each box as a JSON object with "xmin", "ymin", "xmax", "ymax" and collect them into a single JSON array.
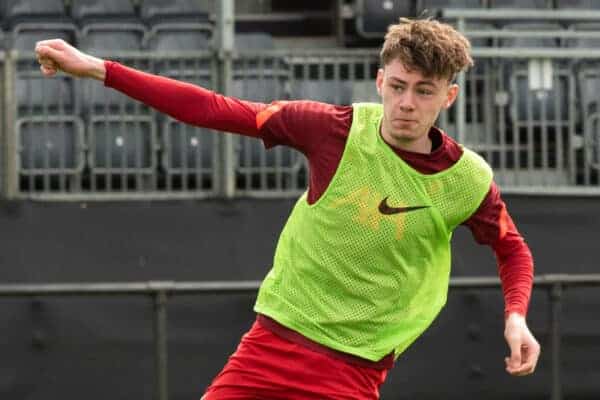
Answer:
[{"xmin": 0, "ymin": 0, "xmax": 599, "ymax": 399}]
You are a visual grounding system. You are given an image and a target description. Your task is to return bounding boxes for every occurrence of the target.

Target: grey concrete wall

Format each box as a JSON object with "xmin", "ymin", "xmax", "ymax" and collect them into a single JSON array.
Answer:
[{"xmin": 0, "ymin": 196, "xmax": 598, "ymax": 399}]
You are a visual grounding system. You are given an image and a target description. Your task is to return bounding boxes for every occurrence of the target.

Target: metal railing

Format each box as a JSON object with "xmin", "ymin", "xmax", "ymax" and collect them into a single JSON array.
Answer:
[
  {"xmin": 3, "ymin": 7, "xmax": 600, "ymax": 199},
  {"xmin": 1, "ymin": 274, "xmax": 599, "ymax": 400}
]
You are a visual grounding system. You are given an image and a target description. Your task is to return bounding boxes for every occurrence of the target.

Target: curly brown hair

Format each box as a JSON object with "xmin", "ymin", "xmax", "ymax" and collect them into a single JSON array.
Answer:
[{"xmin": 380, "ymin": 18, "xmax": 473, "ymax": 81}]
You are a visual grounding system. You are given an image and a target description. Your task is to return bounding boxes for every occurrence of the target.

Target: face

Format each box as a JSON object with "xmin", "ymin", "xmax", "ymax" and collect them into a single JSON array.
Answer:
[{"xmin": 376, "ymin": 58, "xmax": 459, "ymax": 153}]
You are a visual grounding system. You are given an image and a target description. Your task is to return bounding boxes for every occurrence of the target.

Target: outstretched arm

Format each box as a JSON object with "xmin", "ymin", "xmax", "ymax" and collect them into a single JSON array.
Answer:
[
  {"xmin": 463, "ymin": 182, "xmax": 540, "ymax": 376},
  {"xmin": 34, "ymin": 39, "xmax": 353, "ymax": 168},
  {"xmin": 35, "ymin": 38, "xmax": 266, "ymax": 137}
]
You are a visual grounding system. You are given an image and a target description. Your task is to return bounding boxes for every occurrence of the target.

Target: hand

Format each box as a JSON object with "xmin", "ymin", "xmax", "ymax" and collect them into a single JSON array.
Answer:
[
  {"xmin": 35, "ymin": 39, "xmax": 106, "ymax": 81},
  {"xmin": 504, "ymin": 312, "xmax": 540, "ymax": 376}
]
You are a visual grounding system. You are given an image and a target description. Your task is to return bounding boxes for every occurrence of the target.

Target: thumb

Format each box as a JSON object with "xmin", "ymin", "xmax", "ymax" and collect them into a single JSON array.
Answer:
[{"xmin": 507, "ymin": 337, "xmax": 522, "ymax": 368}]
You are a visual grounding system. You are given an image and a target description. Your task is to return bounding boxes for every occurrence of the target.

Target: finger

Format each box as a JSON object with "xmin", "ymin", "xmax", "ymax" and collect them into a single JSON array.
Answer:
[
  {"xmin": 36, "ymin": 45, "xmax": 63, "ymax": 63},
  {"xmin": 40, "ymin": 64, "xmax": 58, "ymax": 77},
  {"xmin": 37, "ymin": 56, "xmax": 57, "ymax": 69},
  {"xmin": 35, "ymin": 39, "xmax": 65, "ymax": 52},
  {"xmin": 505, "ymin": 346, "xmax": 539, "ymax": 376}
]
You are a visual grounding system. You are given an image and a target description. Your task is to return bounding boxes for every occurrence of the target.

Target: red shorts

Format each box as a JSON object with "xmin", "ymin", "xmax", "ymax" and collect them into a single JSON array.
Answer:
[{"xmin": 202, "ymin": 319, "xmax": 389, "ymax": 400}]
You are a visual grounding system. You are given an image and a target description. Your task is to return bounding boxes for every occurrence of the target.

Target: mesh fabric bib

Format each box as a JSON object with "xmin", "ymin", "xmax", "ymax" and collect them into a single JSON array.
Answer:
[{"xmin": 254, "ymin": 103, "xmax": 493, "ymax": 361}]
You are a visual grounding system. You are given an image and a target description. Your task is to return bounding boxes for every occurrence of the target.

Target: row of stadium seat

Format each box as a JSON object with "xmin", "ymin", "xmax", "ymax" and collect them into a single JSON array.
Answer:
[
  {"xmin": 5, "ymin": 24, "xmax": 600, "ymax": 55},
  {"xmin": 2, "ymin": 22, "xmax": 214, "ymax": 52},
  {"xmin": 0, "ymin": 0, "xmax": 210, "ymax": 27},
  {"xmin": 354, "ymin": 0, "xmax": 600, "ymax": 39},
  {"xmin": 4, "ymin": 0, "xmax": 600, "ymax": 24}
]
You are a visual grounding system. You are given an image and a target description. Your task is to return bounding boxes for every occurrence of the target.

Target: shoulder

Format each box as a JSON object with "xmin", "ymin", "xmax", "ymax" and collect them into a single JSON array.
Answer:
[{"xmin": 259, "ymin": 100, "xmax": 353, "ymax": 131}]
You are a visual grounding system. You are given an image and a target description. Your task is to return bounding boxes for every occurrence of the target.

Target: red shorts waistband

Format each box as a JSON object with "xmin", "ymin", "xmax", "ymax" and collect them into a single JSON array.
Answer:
[{"xmin": 256, "ymin": 314, "xmax": 394, "ymax": 371}]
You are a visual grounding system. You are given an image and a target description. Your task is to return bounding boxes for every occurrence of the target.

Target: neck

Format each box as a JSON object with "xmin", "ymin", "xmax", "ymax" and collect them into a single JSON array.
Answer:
[{"xmin": 380, "ymin": 128, "xmax": 432, "ymax": 154}]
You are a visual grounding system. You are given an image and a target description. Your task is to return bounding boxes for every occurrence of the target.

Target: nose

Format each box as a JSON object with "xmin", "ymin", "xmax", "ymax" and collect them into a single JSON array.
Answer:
[{"xmin": 397, "ymin": 90, "xmax": 415, "ymax": 112}]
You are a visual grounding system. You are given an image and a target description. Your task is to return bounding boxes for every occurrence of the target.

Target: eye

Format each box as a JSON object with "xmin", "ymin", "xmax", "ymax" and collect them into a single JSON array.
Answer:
[
  {"xmin": 392, "ymin": 85, "xmax": 405, "ymax": 93},
  {"xmin": 417, "ymin": 88, "xmax": 433, "ymax": 96}
]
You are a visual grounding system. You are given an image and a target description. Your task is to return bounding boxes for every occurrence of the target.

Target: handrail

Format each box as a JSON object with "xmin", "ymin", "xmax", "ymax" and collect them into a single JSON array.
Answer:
[
  {"xmin": 1, "ymin": 274, "xmax": 599, "ymax": 295},
  {"xmin": 1, "ymin": 274, "xmax": 598, "ymax": 400},
  {"xmin": 441, "ymin": 8, "xmax": 600, "ymax": 21}
]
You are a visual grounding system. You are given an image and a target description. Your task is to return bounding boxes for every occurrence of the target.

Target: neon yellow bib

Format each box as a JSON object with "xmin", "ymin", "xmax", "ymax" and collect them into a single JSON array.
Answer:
[{"xmin": 255, "ymin": 103, "xmax": 493, "ymax": 361}]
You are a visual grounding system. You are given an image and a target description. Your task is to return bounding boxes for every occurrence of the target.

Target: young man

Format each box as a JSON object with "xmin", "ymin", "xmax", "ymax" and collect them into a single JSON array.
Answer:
[{"xmin": 36, "ymin": 18, "xmax": 539, "ymax": 400}]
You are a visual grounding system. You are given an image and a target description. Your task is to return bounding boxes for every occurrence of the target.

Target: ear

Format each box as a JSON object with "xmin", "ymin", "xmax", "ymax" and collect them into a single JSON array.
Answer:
[
  {"xmin": 444, "ymin": 84, "xmax": 459, "ymax": 109},
  {"xmin": 376, "ymin": 68, "xmax": 384, "ymax": 97}
]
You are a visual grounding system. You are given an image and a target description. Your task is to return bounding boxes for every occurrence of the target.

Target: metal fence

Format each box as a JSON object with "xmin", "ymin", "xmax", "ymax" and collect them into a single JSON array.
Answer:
[
  {"xmin": 2, "ymin": 45, "xmax": 600, "ymax": 200},
  {"xmin": 1, "ymin": 274, "xmax": 598, "ymax": 400}
]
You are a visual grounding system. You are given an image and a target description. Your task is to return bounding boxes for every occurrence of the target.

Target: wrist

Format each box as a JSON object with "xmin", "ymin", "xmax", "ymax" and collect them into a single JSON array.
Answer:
[
  {"xmin": 505, "ymin": 311, "xmax": 525, "ymax": 323},
  {"xmin": 87, "ymin": 55, "xmax": 106, "ymax": 81}
]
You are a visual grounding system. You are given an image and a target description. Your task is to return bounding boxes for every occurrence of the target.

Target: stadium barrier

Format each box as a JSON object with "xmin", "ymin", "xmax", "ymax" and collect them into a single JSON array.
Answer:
[{"xmin": 1, "ymin": 274, "xmax": 599, "ymax": 400}]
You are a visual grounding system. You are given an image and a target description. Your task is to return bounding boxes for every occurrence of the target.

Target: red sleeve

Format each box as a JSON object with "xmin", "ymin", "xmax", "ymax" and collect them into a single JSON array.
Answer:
[
  {"xmin": 103, "ymin": 60, "xmax": 267, "ymax": 137},
  {"xmin": 463, "ymin": 182, "xmax": 534, "ymax": 319}
]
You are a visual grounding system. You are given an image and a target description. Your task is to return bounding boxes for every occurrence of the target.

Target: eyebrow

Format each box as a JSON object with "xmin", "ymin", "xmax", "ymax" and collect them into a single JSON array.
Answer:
[{"xmin": 388, "ymin": 77, "xmax": 438, "ymax": 88}]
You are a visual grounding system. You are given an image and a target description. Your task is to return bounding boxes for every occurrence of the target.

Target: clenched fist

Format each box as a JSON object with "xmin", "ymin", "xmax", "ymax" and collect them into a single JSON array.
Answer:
[{"xmin": 35, "ymin": 39, "xmax": 106, "ymax": 81}]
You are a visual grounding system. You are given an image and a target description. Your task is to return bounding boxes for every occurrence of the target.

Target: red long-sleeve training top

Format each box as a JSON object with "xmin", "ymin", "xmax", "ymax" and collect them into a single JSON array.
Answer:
[{"xmin": 104, "ymin": 61, "xmax": 533, "ymax": 318}]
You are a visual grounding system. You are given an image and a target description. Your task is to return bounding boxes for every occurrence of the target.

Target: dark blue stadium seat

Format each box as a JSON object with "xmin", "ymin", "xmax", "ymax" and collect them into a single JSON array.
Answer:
[
  {"xmin": 140, "ymin": 0, "xmax": 211, "ymax": 23},
  {"xmin": 11, "ymin": 23, "xmax": 77, "ymax": 51},
  {"xmin": 1, "ymin": 0, "xmax": 68, "ymax": 26},
  {"xmin": 16, "ymin": 71, "xmax": 76, "ymax": 113},
  {"xmin": 355, "ymin": 0, "xmax": 415, "ymax": 38},
  {"xmin": 79, "ymin": 23, "xmax": 146, "ymax": 52},
  {"xmin": 71, "ymin": 0, "xmax": 138, "ymax": 23},
  {"xmin": 17, "ymin": 115, "xmax": 84, "ymax": 172},
  {"xmin": 145, "ymin": 22, "xmax": 212, "ymax": 51},
  {"xmin": 161, "ymin": 118, "xmax": 216, "ymax": 173},
  {"xmin": 88, "ymin": 116, "xmax": 156, "ymax": 172}
]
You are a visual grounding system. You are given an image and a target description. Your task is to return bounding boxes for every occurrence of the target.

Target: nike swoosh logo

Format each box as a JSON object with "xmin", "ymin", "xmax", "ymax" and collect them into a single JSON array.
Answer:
[{"xmin": 378, "ymin": 197, "xmax": 430, "ymax": 215}]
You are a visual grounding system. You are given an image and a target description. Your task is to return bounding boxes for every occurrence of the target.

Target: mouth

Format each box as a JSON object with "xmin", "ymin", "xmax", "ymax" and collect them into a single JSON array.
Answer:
[{"xmin": 392, "ymin": 118, "xmax": 417, "ymax": 124}]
